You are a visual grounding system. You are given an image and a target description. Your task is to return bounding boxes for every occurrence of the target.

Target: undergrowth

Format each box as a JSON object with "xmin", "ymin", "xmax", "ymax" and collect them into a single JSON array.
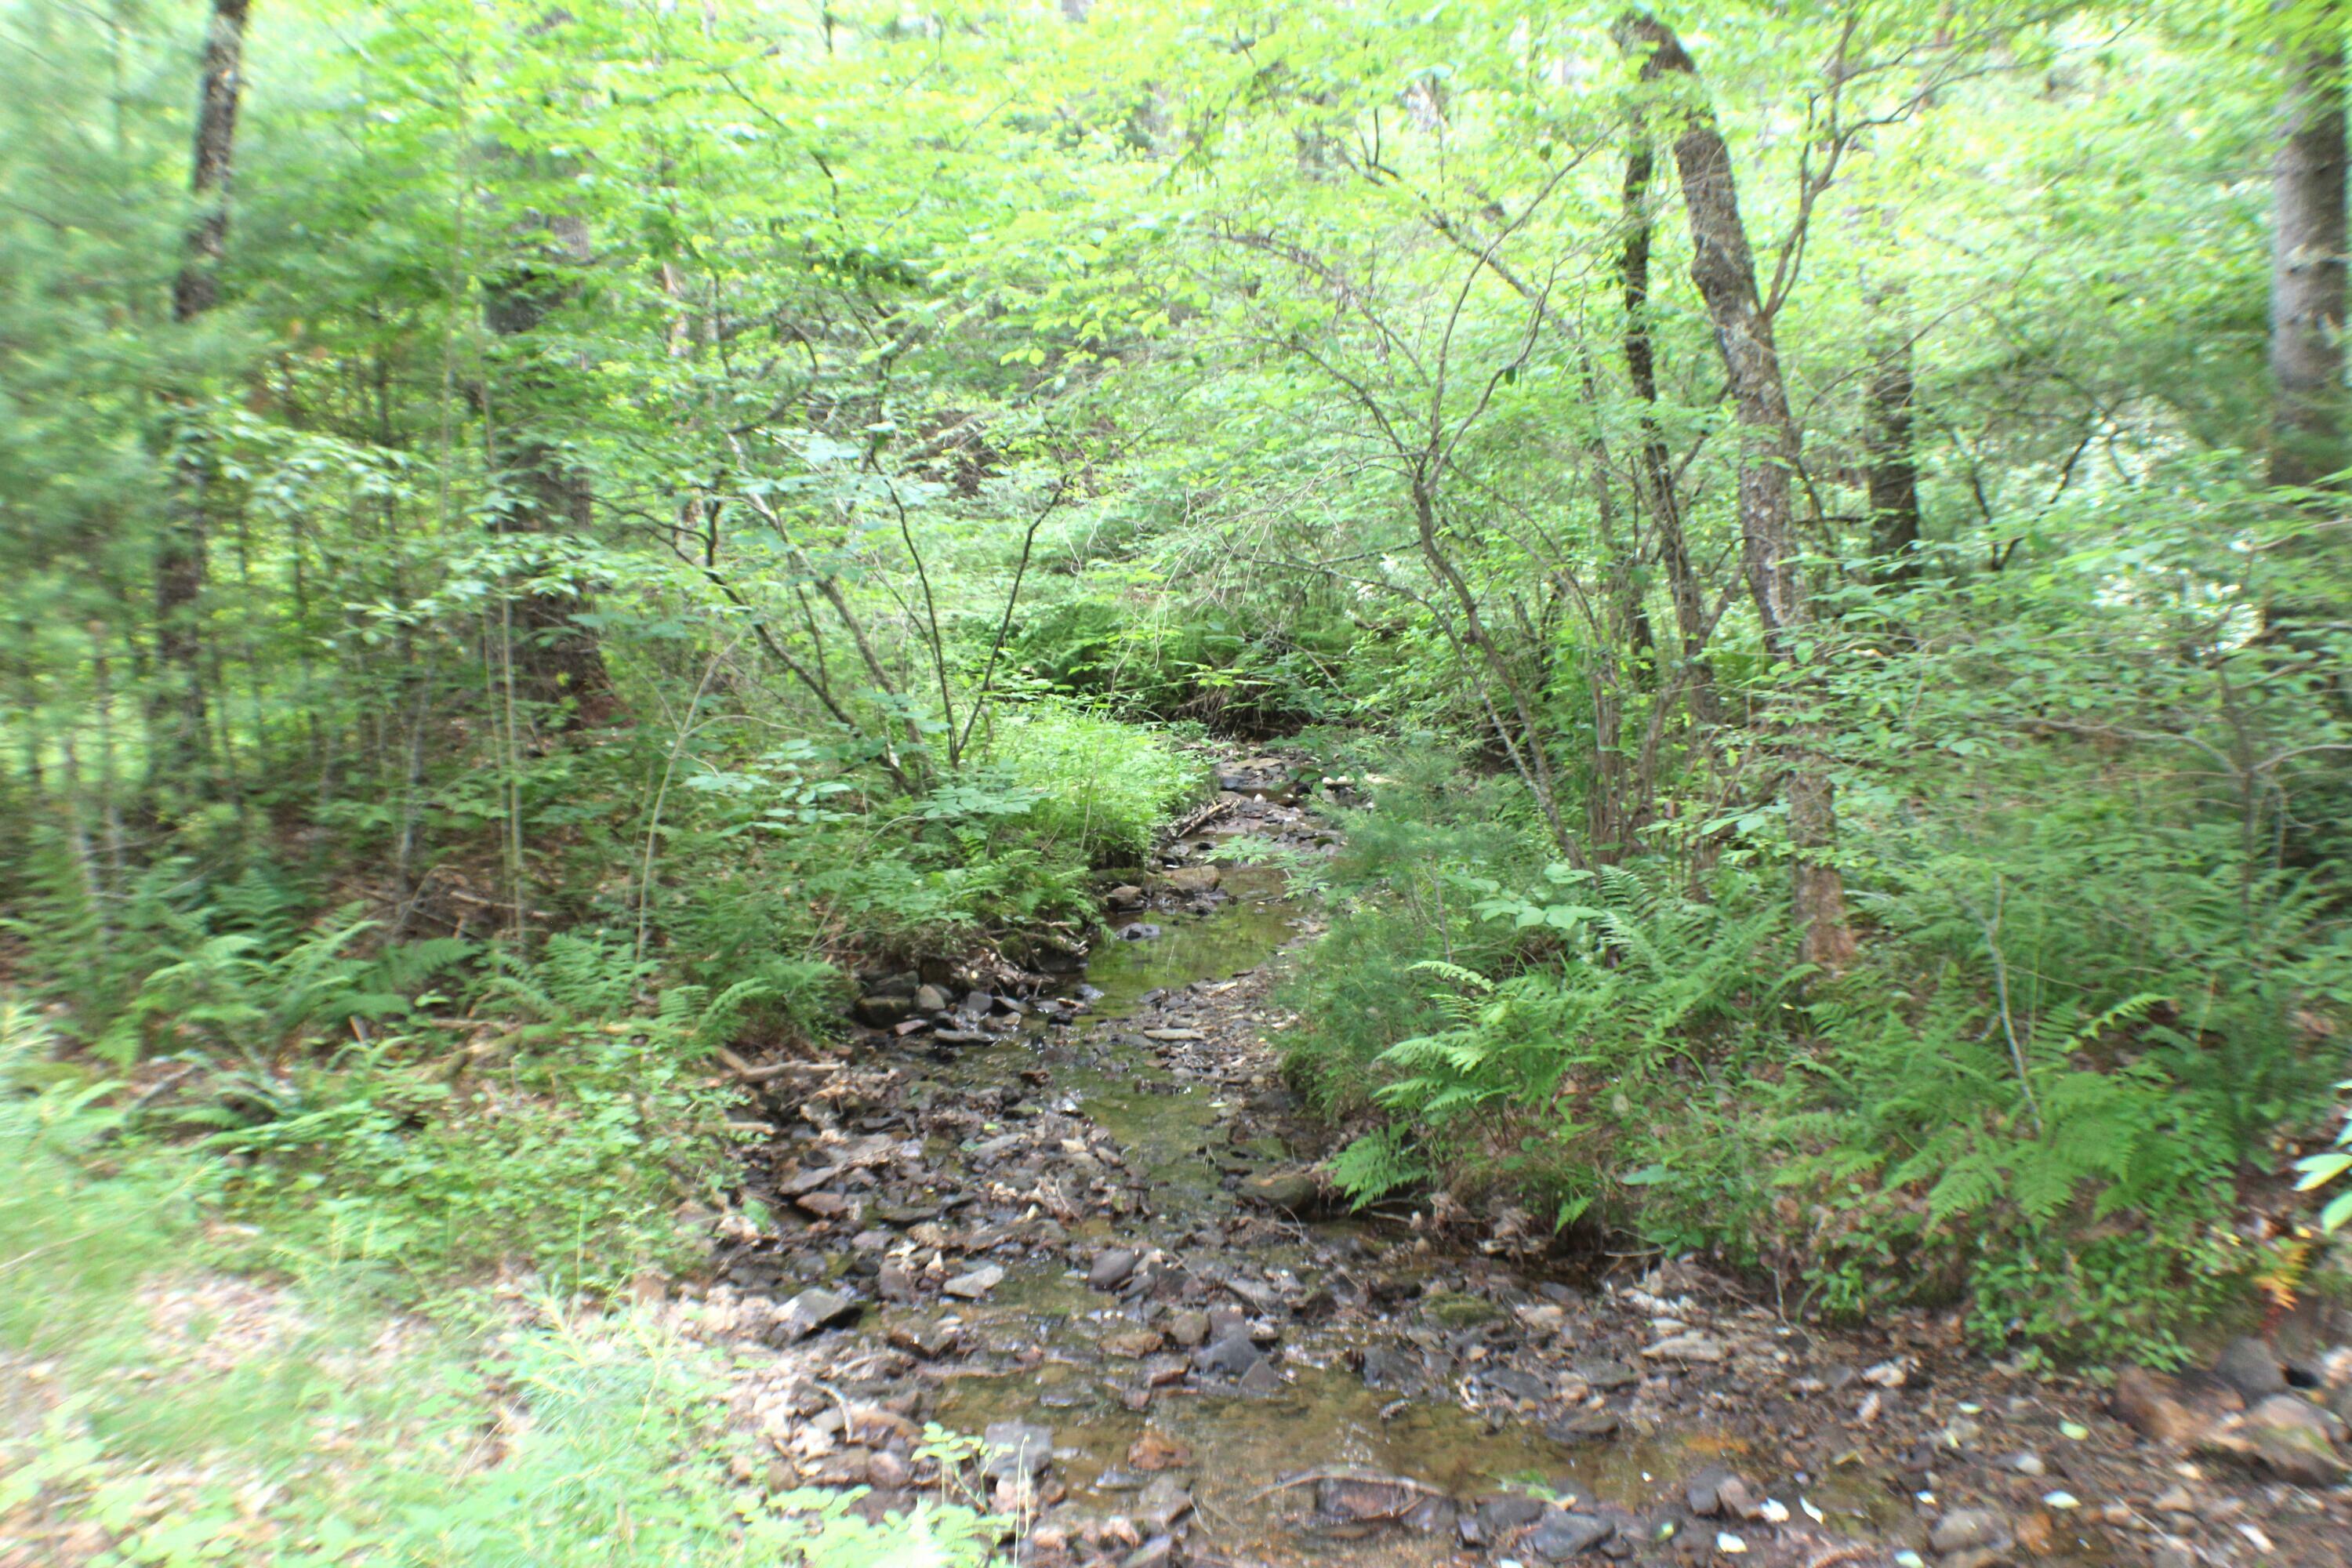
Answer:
[
  {"xmin": 1289, "ymin": 718, "xmax": 2351, "ymax": 1365},
  {"xmin": 0, "ymin": 1002, "xmax": 992, "ymax": 1568}
]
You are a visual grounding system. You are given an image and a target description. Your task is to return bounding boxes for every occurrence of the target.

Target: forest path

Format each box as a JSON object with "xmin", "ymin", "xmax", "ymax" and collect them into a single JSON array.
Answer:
[{"xmin": 690, "ymin": 758, "xmax": 2332, "ymax": 1568}]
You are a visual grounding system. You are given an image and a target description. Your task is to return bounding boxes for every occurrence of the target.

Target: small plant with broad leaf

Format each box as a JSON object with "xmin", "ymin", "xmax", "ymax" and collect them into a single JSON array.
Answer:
[{"xmin": 2296, "ymin": 1082, "xmax": 2352, "ymax": 1234}]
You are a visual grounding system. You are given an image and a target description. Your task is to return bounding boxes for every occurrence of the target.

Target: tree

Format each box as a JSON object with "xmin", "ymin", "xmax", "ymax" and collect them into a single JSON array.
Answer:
[
  {"xmin": 2268, "ymin": 26, "xmax": 2347, "ymax": 492},
  {"xmin": 1618, "ymin": 119, "xmax": 1723, "ymax": 731},
  {"xmin": 150, "ymin": 0, "xmax": 252, "ymax": 800},
  {"xmin": 482, "ymin": 206, "xmax": 615, "ymax": 728},
  {"xmin": 1621, "ymin": 12, "xmax": 1857, "ymax": 969},
  {"xmin": 1864, "ymin": 305, "xmax": 1923, "ymax": 577}
]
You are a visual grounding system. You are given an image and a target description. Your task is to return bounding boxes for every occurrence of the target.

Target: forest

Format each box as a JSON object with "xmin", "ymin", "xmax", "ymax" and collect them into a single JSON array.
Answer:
[{"xmin": 2, "ymin": 0, "xmax": 2350, "ymax": 1564}]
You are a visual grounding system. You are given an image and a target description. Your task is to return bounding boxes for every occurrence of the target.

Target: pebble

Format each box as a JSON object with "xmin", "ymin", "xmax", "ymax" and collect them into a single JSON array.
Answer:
[
  {"xmin": 1929, "ymin": 1507, "xmax": 2012, "ymax": 1555},
  {"xmin": 1194, "ymin": 1331, "xmax": 1264, "ymax": 1379},
  {"xmin": 1524, "ymin": 1508, "xmax": 1614, "ymax": 1559},
  {"xmin": 772, "ymin": 1287, "xmax": 859, "ymax": 1343},
  {"xmin": 942, "ymin": 1263, "xmax": 1004, "ymax": 1299},
  {"xmin": 1643, "ymin": 1331, "xmax": 1727, "ymax": 1363},
  {"xmin": 1135, "ymin": 1474, "xmax": 1192, "ymax": 1530},
  {"xmin": 981, "ymin": 1420, "xmax": 1053, "ymax": 1479}
]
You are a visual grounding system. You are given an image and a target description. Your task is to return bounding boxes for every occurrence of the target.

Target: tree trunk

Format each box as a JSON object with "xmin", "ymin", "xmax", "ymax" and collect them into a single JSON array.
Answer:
[
  {"xmin": 149, "ymin": 0, "xmax": 251, "ymax": 801},
  {"xmin": 1864, "ymin": 313, "xmax": 1922, "ymax": 577},
  {"xmin": 2270, "ymin": 38, "xmax": 2347, "ymax": 492},
  {"xmin": 1619, "ymin": 129, "xmax": 1722, "ymax": 731},
  {"xmin": 172, "ymin": 0, "xmax": 248, "ymax": 324},
  {"xmin": 484, "ymin": 209, "xmax": 613, "ymax": 727},
  {"xmin": 1621, "ymin": 14, "xmax": 1857, "ymax": 970}
]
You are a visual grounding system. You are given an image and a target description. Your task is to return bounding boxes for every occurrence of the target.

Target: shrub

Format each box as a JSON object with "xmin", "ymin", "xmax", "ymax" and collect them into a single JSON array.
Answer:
[{"xmin": 980, "ymin": 701, "xmax": 1203, "ymax": 864}]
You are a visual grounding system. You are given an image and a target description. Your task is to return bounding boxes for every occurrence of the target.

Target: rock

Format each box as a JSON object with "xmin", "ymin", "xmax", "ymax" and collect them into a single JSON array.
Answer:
[
  {"xmin": 1546, "ymin": 1410, "xmax": 1622, "ymax": 1443},
  {"xmin": 773, "ymin": 1287, "xmax": 860, "ymax": 1342},
  {"xmin": 1167, "ymin": 1309, "xmax": 1210, "ymax": 1348},
  {"xmin": 981, "ymin": 1420, "xmax": 1054, "ymax": 1480},
  {"xmin": 1089, "ymin": 1249, "xmax": 1138, "ymax": 1290},
  {"xmin": 1525, "ymin": 1508, "xmax": 1616, "ymax": 1559},
  {"xmin": 853, "ymin": 995, "xmax": 914, "ymax": 1028},
  {"xmin": 2236, "ymin": 1393, "xmax": 2348, "ymax": 1485},
  {"xmin": 1222, "ymin": 1273, "xmax": 1283, "ymax": 1313},
  {"xmin": 1577, "ymin": 1359, "xmax": 1641, "ymax": 1392},
  {"xmin": 1316, "ymin": 1472, "xmax": 1439, "ymax": 1524},
  {"xmin": 877, "ymin": 1261, "xmax": 916, "ymax": 1302},
  {"xmin": 1194, "ymin": 1331, "xmax": 1264, "ymax": 1380},
  {"xmin": 2002, "ymin": 1451, "xmax": 2046, "ymax": 1477},
  {"xmin": 1128, "ymin": 1430, "xmax": 1190, "ymax": 1472},
  {"xmin": 1239, "ymin": 1358, "xmax": 1282, "ymax": 1396},
  {"xmin": 913, "ymin": 983, "xmax": 953, "ymax": 1014},
  {"xmin": 2213, "ymin": 1336, "xmax": 2288, "ymax": 1403},
  {"xmin": 1107, "ymin": 884, "xmax": 1148, "ymax": 911},
  {"xmin": 1515, "ymin": 1303, "xmax": 1567, "ymax": 1337},
  {"xmin": 1240, "ymin": 1168, "xmax": 1321, "ymax": 1214},
  {"xmin": 1643, "ymin": 1331, "xmax": 1728, "ymax": 1364},
  {"xmin": 1928, "ymin": 1507, "xmax": 2013, "ymax": 1559},
  {"xmin": 1467, "ymin": 1493, "xmax": 1549, "ymax": 1545},
  {"xmin": 885, "ymin": 1319, "xmax": 960, "ymax": 1358},
  {"xmin": 1117, "ymin": 923, "xmax": 1163, "ymax": 942},
  {"xmin": 1423, "ymin": 1289, "xmax": 1501, "ymax": 1327},
  {"xmin": 1684, "ymin": 1465, "xmax": 1756, "ymax": 1519},
  {"xmin": 1123, "ymin": 1537, "xmax": 1174, "ymax": 1568},
  {"xmin": 943, "ymin": 1263, "xmax": 1005, "ymax": 1299},
  {"xmin": 1483, "ymin": 1367, "xmax": 1552, "ymax": 1405},
  {"xmin": 2111, "ymin": 1366, "xmax": 2241, "ymax": 1446},
  {"xmin": 1142, "ymin": 1028, "xmax": 1206, "ymax": 1042},
  {"xmin": 1136, "ymin": 1474, "xmax": 1192, "ymax": 1531},
  {"xmin": 1361, "ymin": 1346, "xmax": 1424, "ymax": 1392},
  {"xmin": 794, "ymin": 1191, "xmax": 855, "ymax": 1221},
  {"xmin": 1104, "ymin": 1329, "xmax": 1164, "ymax": 1358},
  {"xmin": 1167, "ymin": 866, "xmax": 1221, "ymax": 893}
]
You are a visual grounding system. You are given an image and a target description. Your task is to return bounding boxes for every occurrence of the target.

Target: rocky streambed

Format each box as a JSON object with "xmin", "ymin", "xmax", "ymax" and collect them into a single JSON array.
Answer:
[{"xmin": 662, "ymin": 760, "xmax": 2352, "ymax": 1568}]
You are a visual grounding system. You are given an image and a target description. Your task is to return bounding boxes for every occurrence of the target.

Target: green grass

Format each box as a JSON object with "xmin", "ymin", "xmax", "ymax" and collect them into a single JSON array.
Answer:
[{"xmin": 0, "ymin": 1002, "xmax": 993, "ymax": 1568}]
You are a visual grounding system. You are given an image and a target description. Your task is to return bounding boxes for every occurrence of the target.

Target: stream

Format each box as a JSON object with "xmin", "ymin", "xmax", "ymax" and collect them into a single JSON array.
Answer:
[{"xmin": 719, "ymin": 775, "xmax": 2141, "ymax": 1567}]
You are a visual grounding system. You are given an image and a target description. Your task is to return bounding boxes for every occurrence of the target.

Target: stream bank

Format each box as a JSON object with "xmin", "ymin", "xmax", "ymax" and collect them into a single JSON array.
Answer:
[{"xmin": 670, "ymin": 757, "xmax": 2350, "ymax": 1568}]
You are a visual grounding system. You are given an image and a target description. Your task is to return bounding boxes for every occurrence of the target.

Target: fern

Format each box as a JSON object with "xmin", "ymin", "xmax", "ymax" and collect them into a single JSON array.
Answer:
[{"xmin": 1328, "ymin": 1127, "xmax": 1425, "ymax": 1207}]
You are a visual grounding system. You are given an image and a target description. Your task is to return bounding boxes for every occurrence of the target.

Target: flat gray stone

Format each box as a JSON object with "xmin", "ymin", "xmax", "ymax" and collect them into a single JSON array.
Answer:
[
  {"xmin": 2215, "ymin": 1336, "xmax": 2288, "ymax": 1403},
  {"xmin": 1525, "ymin": 1508, "xmax": 1613, "ymax": 1559},
  {"xmin": 982, "ymin": 1420, "xmax": 1053, "ymax": 1479},
  {"xmin": 773, "ymin": 1287, "xmax": 859, "ymax": 1342},
  {"xmin": 944, "ymin": 1262, "xmax": 1005, "ymax": 1298}
]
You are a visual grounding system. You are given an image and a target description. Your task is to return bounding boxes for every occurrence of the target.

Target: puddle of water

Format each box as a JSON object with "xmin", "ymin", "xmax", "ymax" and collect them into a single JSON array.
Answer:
[
  {"xmin": 936, "ymin": 854, "xmax": 1303, "ymax": 1205},
  {"xmin": 938, "ymin": 1360, "xmax": 1704, "ymax": 1563},
  {"xmin": 1078, "ymin": 862, "xmax": 1299, "ymax": 1018}
]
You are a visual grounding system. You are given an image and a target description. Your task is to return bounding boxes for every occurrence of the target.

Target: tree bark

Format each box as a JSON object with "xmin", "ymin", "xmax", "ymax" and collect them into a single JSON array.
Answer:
[
  {"xmin": 2270, "ymin": 38, "xmax": 2348, "ymax": 492},
  {"xmin": 484, "ymin": 209, "xmax": 614, "ymax": 726},
  {"xmin": 1621, "ymin": 13, "xmax": 1857, "ymax": 970},
  {"xmin": 172, "ymin": 0, "xmax": 249, "ymax": 324},
  {"xmin": 150, "ymin": 0, "xmax": 252, "ymax": 799},
  {"xmin": 1619, "ymin": 127, "xmax": 1722, "ymax": 731},
  {"xmin": 1864, "ymin": 312, "xmax": 1922, "ymax": 577}
]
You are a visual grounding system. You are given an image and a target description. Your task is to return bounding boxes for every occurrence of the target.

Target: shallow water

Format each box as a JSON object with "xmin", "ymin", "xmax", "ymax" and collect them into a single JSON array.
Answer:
[{"xmin": 920, "ymin": 851, "xmax": 2114, "ymax": 1566}]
